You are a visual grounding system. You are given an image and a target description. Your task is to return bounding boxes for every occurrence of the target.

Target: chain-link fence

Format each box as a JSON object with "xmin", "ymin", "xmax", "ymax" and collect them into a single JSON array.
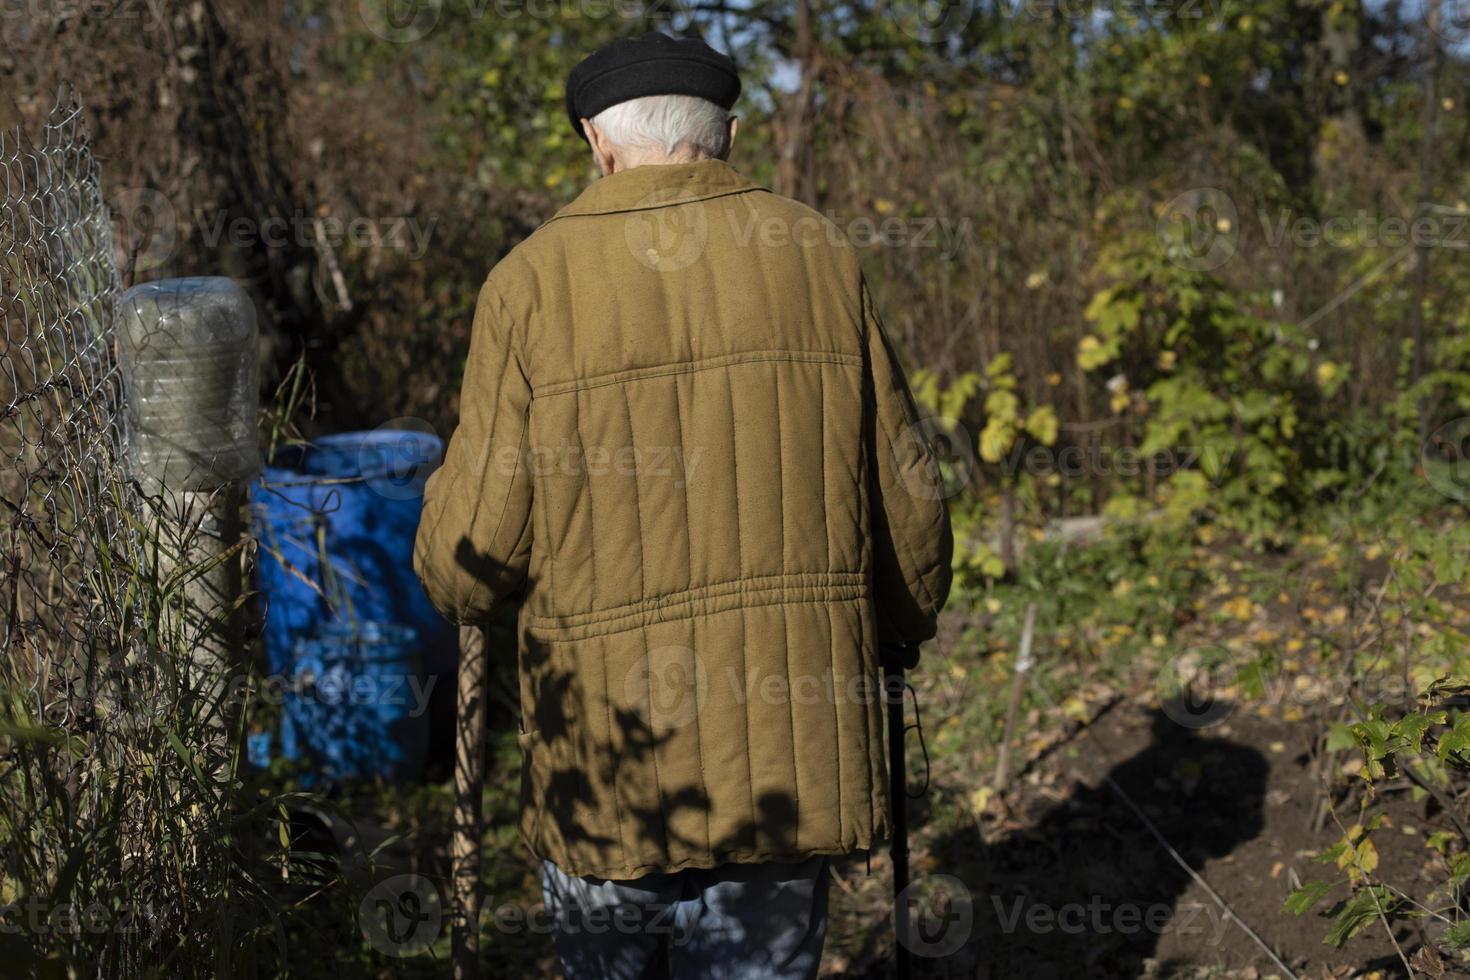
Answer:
[
  {"xmin": 0, "ymin": 90, "xmax": 135, "ymax": 647},
  {"xmin": 0, "ymin": 90, "xmax": 262, "ymax": 976},
  {"xmin": 0, "ymin": 87, "xmax": 154, "ymax": 971}
]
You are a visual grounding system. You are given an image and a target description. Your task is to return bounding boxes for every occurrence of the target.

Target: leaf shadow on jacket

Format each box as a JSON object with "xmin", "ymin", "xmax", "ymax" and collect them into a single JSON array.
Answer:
[{"xmin": 454, "ymin": 533, "xmax": 807, "ymax": 870}]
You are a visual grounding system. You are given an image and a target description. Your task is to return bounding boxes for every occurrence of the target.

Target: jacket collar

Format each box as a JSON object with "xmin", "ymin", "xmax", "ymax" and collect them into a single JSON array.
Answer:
[{"xmin": 549, "ymin": 159, "xmax": 763, "ymax": 221}]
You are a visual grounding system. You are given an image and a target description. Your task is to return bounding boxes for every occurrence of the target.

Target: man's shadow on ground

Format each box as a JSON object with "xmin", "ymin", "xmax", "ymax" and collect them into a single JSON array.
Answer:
[{"xmin": 881, "ymin": 708, "xmax": 1268, "ymax": 979}]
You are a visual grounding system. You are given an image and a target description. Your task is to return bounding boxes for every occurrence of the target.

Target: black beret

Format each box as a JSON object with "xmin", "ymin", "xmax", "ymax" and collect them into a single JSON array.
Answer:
[{"xmin": 565, "ymin": 32, "xmax": 741, "ymax": 141}]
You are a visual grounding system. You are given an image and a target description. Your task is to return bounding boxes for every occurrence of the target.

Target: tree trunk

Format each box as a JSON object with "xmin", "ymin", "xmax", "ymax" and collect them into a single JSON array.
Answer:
[{"xmin": 1409, "ymin": 0, "xmax": 1442, "ymax": 445}]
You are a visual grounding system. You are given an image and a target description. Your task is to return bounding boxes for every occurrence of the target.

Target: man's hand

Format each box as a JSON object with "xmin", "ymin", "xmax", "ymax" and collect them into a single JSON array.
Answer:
[{"xmin": 879, "ymin": 642, "xmax": 921, "ymax": 673}]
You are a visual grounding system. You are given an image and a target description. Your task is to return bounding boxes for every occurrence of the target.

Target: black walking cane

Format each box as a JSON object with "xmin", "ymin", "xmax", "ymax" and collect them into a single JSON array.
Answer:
[{"xmin": 883, "ymin": 642, "xmax": 922, "ymax": 980}]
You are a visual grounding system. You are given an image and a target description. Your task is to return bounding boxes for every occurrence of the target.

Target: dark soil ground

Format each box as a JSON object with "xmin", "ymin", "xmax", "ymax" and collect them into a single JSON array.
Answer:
[{"xmin": 822, "ymin": 694, "xmax": 1467, "ymax": 979}]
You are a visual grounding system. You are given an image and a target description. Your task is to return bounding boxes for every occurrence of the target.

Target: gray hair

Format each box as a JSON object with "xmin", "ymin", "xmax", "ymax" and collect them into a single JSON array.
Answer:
[{"xmin": 589, "ymin": 94, "xmax": 731, "ymax": 158}]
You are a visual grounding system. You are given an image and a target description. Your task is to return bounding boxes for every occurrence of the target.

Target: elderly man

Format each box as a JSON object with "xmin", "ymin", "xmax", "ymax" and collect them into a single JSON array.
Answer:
[{"xmin": 414, "ymin": 31, "xmax": 952, "ymax": 979}]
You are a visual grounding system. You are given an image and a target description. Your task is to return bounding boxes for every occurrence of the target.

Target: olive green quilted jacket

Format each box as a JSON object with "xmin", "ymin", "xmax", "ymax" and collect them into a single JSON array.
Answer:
[{"xmin": 414, "ymin": 159, "xmax": 952, "ymax": 879}]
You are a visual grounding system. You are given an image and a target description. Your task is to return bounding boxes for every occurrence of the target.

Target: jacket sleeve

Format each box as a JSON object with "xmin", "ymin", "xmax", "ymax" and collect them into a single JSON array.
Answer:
[
  {"xmin": 414, "ymin": 278, "xmax": 533, "ymax": 625},
  {"xmin": 863, "ymin": 275, "xmax": 954, "ymax": 648}
]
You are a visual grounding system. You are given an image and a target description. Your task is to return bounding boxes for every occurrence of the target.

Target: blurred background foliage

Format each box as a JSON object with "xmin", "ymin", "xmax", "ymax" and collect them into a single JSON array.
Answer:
[
  {"xmin": 6, "ymin": 0, "xmax": 1470, "ymax": 974},
  {"xmin": 3, "ymin": 0, "xmax": 1468, "ymax": 562}
]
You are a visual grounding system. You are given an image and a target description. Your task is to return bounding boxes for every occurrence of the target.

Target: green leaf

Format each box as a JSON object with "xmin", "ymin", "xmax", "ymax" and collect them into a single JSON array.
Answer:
[
  {"xmin": 1437, "ymin": 713, "xmax": 1470, "ymax": 763},
  {"xmin": 1283, "ymin": 878, "xmax": 1338, "ymax": 915},
  {"xmin": 1451, "ymin": 852, "xmax": 1470, "ymax": 889},
  {"xmin": 1324, "ymin": 886, "xmax": 1400, "ymax": 947},
  {"xmin": 1444, "ymin": 920, "xmax": 1470, "ymax": 949},
  {"xmin": 1391, "ymin": 712, "xmax": 1432, "ymax": 754},
  {"xmin": 1325, "ymin": 722, "xmax": 1356, "ymax": 753}
]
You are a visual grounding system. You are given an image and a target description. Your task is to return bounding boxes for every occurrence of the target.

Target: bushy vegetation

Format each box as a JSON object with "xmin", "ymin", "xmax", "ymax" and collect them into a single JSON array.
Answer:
[{"xmin": 4, "ymin": 0, "xmax": 1470, "ymax": 975}]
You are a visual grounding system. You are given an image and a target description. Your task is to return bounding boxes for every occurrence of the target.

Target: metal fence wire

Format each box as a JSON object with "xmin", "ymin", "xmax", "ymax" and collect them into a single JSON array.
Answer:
[
  {"xmin": 1, "ymin": 92, "xmax": 134, "ymax": 657},
  {"xmin": 0, "ymin": 91, "xmax": 160, "ymax": 972}
]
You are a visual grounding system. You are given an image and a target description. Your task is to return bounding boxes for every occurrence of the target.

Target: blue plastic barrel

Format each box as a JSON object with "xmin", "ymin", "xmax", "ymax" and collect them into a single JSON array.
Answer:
[
  {"xmin": 250, "ymin": 430, "xmax": 455, "ymax": 780},
  {"xmin": 279, "ymin": 622, "xmax": 426, "ymax": 780}
]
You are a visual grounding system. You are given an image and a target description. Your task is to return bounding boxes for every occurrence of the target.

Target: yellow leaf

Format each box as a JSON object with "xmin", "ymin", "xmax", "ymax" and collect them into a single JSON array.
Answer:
[
  {"xmin": 1357, "ymin": 837, "xmax": 1379, "ymax": 875},
  {"xmin": 1222, "ymin": 596, "xmax": 1254, "ymax": 620},
  {"xmin": 1062, "ymin": 696, "xmax": 1089, "ymax": 722},
  {"xmin": 1024, "ymin": 406, "xmax": 1059, "ymax": 446},
  {"xmin": 983, "ymin": 388, "xmax": 1020, "ymax": 421},
  {"xmin": 979, "ymin": 418, "xmax": 1013, "ymax": 463}
]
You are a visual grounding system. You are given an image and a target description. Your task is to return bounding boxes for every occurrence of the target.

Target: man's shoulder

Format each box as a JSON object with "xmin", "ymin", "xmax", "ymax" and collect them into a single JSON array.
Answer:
[
  {"xmin": 481, "ymin": 178, "xmax": 862, "ymax": 299},
  {"xmin": 729, "ymin": 187, "xmax": 856, "ymax": 247},
  {"xmin": 491, "ymin": 218, "xmax": 564, "ymax": 273},
  {"xmin": 477, "ymin": 219, "xmax": 567, "ymax": 306}
]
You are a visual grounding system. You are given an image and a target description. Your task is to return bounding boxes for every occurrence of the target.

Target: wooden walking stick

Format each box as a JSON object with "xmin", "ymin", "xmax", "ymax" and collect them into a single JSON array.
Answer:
[
  {"xmin": 993, "ymin": 603, "xmax": 1038, "ymax": 790},
  {"xmin": 451, "ymin": 625, "xmax": 488, "ymax": 980},
  {"xmin": 885, "ymin": 642, "xmax": 921, "ymax": 980}
]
